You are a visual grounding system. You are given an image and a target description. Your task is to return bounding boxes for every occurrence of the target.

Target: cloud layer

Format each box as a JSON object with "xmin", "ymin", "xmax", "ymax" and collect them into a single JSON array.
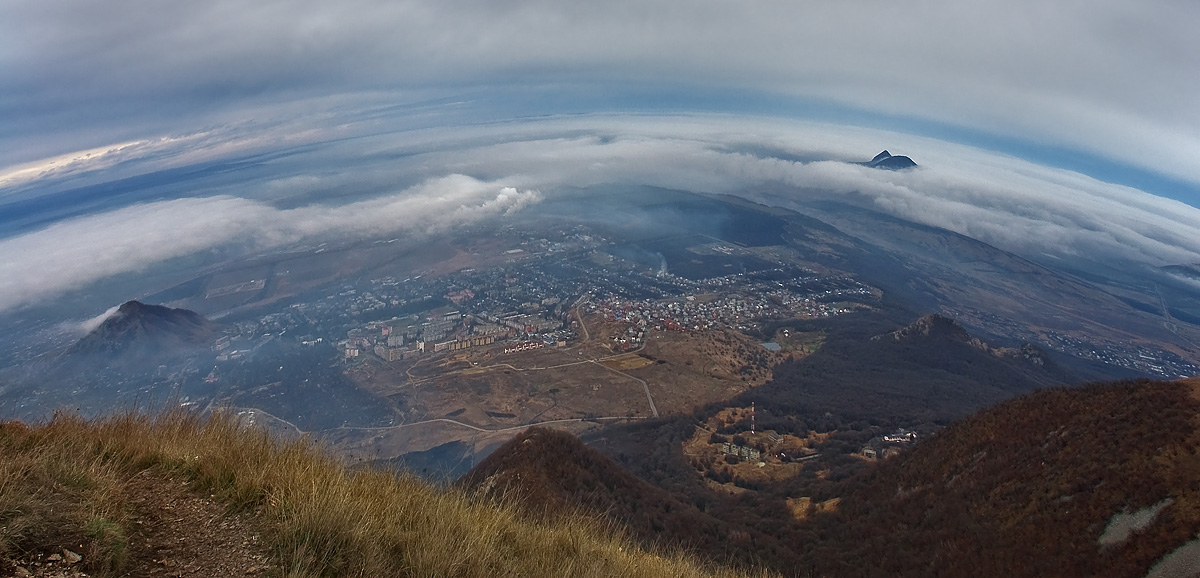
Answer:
[
  {"xmin": 2, "ymin": 113, "xmax": 1199, "ymax": 315},
  {"xmin": 1, "ymin": 1, "xmax": 1198, "ymax": 191},
  {"xmin": 0, "ymin": 174, "xmax": 540, "ymax": 312}
]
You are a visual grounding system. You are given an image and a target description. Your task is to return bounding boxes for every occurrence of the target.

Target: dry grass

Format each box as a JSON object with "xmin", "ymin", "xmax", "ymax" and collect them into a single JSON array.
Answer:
[
  {"xmin": 601, "ymin": 354, "xmax": 658, "ymax": 371},
  {"xmin": 0, "ymin": 411, "xmax": 724, "ymax": 577}
]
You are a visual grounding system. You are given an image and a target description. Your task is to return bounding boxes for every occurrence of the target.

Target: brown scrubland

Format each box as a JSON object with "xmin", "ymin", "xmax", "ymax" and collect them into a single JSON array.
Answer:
[{"xmin": 0, "ymin": 410, "xmax": 727, "ymax": 578}]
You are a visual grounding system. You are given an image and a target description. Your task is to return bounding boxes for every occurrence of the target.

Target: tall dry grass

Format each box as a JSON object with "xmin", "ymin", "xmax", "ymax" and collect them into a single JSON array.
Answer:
[{"xmin": 0, "ymin": 411, "xmax": 724, "ymax": 577}]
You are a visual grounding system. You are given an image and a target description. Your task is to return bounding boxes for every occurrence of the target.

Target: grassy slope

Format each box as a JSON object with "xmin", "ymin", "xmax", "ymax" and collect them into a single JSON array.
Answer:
[{"xmin": 0, "ymin": 411, "xmax": 720, "ymax": 578}]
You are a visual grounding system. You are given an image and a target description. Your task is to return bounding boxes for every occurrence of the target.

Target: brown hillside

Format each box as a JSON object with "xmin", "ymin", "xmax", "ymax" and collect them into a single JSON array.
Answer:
[
  {"xmin": 0, "ymin": 413, "xmax": 720, "ymax": 578},
  {"xmin": 460, "ymin": 427, "xmax": 790, "ymax": 571},
  {"xmin": 799, "ymin": 378, "xmax": 1200, "ymax": 577}
]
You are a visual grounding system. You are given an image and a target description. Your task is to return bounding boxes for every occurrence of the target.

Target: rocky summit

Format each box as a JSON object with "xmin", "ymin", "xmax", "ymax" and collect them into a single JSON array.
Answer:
[
  {"xmin": 861, "ymin": 149, "xmax": 917, "ymax": 170},
  {"xmin": 66, "ymin": 300, "xmax": 215, "ymax": 359}
]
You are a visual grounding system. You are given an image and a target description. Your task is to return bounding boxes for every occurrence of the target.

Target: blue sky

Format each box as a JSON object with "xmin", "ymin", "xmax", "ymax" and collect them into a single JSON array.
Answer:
[{"xmin": 1, "ymin": 1, "xmax": 1199, "ymax": 313}]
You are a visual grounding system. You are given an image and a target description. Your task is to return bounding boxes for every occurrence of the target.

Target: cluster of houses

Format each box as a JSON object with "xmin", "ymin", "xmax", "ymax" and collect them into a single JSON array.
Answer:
[
  {"xmin": 860, "ymin": 428, "xmax": 918, "ymax": 460},
  {"xmin": 339, "ymin": 306, "xmax": 571, "ymax": 363},
  {"xmin": 721, "ymin": 442, "xmax": 762, "ymax": 462}
]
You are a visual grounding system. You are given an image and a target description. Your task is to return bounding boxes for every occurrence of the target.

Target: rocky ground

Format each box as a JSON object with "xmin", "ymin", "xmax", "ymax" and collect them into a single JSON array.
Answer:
[{"xmin": 2, "ymin": 469, "xmax": 277, "ymax": 578}]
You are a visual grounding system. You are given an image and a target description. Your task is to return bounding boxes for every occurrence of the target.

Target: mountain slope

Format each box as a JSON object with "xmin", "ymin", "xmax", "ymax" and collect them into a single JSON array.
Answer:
[
  {"xmin": 739, "ymin": 311, "xmax": 1074, "ymax": 425},
  {"xmin": 800, "ymin": 378, "xmax": 1200, "ymax": 577},
  {"xmin": 574, "ymin": 312, "xmax": 1083, "ymax": 576},
  {"xmin": 460, "ymin": 427, "xmax": 794, "ymax": 570},
  {"xmin": 66, "ymin": 300, "xmax": 215, "ymax": 360},
  {"xmin": 0, "ymin": 301, "xmax": 219, "ymax": 421}
]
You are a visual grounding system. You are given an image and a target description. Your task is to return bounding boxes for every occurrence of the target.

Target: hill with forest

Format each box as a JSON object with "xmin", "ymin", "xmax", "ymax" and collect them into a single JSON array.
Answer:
[
  {"xmin": 796, "ymin": 378, "xmax": 1200, "ymax": 577},
  {"xmin": 460, "ymin": 426, "xmax": 802, "ymax": 570},
  {"xmin": 470, "ymin": 379, "xmax": 1200, "ymax": 577},
  {"xmin": 742, "ymin": 311, "xmax": 1073, "ymax": 424},
  {"xmin": 553, "ymin": 310, "xmax": 1092, "ymax": 575}
]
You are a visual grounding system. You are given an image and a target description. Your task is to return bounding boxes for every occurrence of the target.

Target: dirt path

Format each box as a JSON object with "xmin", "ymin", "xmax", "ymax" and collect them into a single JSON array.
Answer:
[{"xmin": 3, "ymin": 470, "xmax": 277, "ymax": 578}]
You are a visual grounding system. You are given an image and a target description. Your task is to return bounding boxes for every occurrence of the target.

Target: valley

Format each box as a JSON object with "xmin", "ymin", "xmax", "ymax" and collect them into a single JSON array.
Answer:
[
  {"xmin": 5, "ymin": 189, "xmax": 1200, "ymax": 460},
  {"xmin": 4, "ymin": 188, "xmax": 1200, "ymax": 575}
]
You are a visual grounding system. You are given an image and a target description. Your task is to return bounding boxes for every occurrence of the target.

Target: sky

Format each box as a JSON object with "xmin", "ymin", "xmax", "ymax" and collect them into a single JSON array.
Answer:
[{"xmin": 1, "ymin": 1, "xmax": 1198, "ymax": 314}]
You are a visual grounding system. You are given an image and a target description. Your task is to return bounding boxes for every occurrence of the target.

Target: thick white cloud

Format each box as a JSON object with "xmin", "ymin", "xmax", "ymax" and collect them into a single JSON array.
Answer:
[
  {"xmin": 77, "ymin": 305, "xmax": 121, "ymax": 334},
  {"xmin": 1, "ymin": 1, "xmax": 1197, "ymax": 189},
  {"xmin": 352, "ymin": 114, "xmax": 1200, "ymax": 267},
  {"xmin": 0, "ymin": 175, "xmax": 540, "ymax": 312},
  {"xmin": 2, "ymin": 113, "xmax": 1198, "ymax": 316}
]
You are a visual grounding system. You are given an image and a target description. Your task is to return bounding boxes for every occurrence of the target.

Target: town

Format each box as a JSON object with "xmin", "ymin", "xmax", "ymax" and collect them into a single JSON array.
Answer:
[
  {"xmin": 209, "ymin": 226, "xmax": 880, "ymax": 371},
  {"xmin": 202, "ymin": 224, "xmax": 1200, "ymax": 384}
]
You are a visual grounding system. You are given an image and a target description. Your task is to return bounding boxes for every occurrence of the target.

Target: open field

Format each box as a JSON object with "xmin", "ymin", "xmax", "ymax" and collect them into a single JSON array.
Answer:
[
  {"xmin": 601, "ymin": 353, "xmax": 658, "ymax": 371},
  {"xmin": 327, "ymin": 311, "xmax": 798, "ymax": 468}
]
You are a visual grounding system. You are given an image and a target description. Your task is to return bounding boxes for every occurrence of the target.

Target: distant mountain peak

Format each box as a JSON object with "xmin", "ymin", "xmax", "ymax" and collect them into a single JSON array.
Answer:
[
  {"xmin": 116, "ymin": 299, "xmax": 152, "ymax": 315},
  {"xmin": 860, "ymin": 150, "xmax": 917, "ymax": 170},
  {"xmin": 876, "ymin": 314, "xmax": 1054, "ymax": 369},
  {"xmin": 100, "ymin": 300, "xmax": 204, "ymax": 329},
  {"xmin": 67, "ymin": 300, "xmax": 215, "ymax": 358}
]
